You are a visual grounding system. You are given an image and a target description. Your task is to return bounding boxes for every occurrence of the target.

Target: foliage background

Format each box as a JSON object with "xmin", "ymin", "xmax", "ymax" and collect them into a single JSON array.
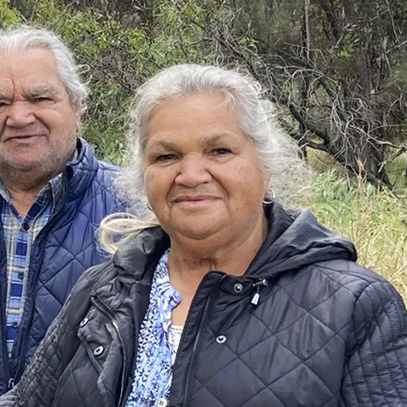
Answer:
[{"xmin": 1, "ymin": 0, "xmax": 407, "ymax": 300}]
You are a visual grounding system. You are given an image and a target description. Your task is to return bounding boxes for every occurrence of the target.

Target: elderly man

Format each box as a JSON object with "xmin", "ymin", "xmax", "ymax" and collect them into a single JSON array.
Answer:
[{"xmin": 0, "ymin": 26, "xmax": 126, "ymax": 394}]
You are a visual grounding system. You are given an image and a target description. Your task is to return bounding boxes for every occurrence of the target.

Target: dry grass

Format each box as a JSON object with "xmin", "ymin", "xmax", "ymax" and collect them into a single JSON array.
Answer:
[{"xmin": 307, "ymin": 171, "xmax": 407, "ymax": 303}]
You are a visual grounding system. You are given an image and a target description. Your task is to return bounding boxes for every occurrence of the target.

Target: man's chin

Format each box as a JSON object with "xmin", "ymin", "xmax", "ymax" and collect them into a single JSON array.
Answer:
[
  {"xmin": 0, "ymin": 158, "xmax": 47, "ymax": 172},
  {"xmin": 0, "ymin": 153, "xmax": 65, "ymax": 175}
]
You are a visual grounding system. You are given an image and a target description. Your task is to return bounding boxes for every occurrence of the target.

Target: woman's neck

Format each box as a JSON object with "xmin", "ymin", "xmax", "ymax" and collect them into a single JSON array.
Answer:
[
  {"xmin": 167, "ymin": 213, "xmax": 268, "ymax": 291},
  {"xmin": 168, "ymin": 212, "xmax": 268, "ymax": 326}
]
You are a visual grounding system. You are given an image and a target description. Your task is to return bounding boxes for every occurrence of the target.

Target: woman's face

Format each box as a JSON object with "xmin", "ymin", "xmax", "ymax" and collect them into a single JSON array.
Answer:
[{"xmin": 143, "ymin": 92, "xmax": 269, "ymax": 243}]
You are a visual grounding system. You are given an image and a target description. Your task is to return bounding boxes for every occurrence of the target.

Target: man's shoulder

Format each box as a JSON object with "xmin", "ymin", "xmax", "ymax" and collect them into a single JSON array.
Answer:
[
  {"xmin": 91, "ymin": 160, "xmax": 123, "ymax": 196},
  {"xmin": 96, "ymin": 159, "xmax": 122, "ymax": 174}
]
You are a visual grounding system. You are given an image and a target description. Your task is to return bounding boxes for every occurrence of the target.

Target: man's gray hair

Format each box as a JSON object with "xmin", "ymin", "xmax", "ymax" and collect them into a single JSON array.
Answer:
[
  {"xmin": 0, "ymin": 26, "xmax": 88, "ymax": 112},
  {"xmin": 121, "ymin": 64, "xmax": 309, "ymax": 214}
]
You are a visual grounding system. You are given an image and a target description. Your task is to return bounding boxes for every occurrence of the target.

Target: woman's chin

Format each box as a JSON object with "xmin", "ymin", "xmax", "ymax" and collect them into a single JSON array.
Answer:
[{"xmin": 167, "ymin": 222, "xmax": 225, "ymax": 243}]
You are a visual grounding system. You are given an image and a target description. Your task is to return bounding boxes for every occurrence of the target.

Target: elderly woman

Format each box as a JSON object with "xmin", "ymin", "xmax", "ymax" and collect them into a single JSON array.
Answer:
[{"xmin": 1, "ymin": 64, "xmax": 406, "ymax": 407}]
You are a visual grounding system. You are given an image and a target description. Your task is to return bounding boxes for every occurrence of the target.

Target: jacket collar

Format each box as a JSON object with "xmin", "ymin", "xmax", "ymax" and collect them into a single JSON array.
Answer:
[
  {"xmin": 112, "ymin": 227, "xmax": 170, "ymax": 282},
  {"xmin": 110, "ymin": 203, "xmax": 356, "ymax": 282},
  {"xmin": 246, "ymin": 203, "xmax": 357, "ymax": 277},
  {"xmin": 62, "ymin": 137, "xmax": 100, "ymax": 201}
]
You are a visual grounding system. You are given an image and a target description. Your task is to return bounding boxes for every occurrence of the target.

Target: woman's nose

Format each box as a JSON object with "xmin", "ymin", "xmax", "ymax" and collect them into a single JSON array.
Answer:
[{"xmin": 175, "ymin": 156, "xmax": 212, "ymax": 187}]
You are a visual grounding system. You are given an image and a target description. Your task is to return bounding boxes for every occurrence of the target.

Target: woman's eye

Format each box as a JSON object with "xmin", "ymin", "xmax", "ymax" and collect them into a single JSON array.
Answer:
[{"xmin": 156, "ymin": 153, "xmax": 177, "ymax": 162}]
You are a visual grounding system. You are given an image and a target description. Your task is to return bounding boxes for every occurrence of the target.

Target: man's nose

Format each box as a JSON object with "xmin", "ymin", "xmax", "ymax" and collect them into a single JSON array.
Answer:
[
  {"xmin": 175, "ymin": 156, "xmax": 212, "ymax": 187},
  {"xmin": 5, "ymin": 101, "xmax": 36, "ymax": 127}
]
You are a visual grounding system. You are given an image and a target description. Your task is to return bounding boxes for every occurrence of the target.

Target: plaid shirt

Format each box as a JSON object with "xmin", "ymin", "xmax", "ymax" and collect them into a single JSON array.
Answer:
[{"xmin": 0, "ymin": 174, "xmax": 63, "ymax": 356}]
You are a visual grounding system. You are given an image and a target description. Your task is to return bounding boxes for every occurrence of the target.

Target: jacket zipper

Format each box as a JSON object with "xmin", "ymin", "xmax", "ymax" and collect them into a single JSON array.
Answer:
[
  {"xmin": 180, "ymin": 275, "xmax": 269, "ymax": 405},
  {"xmin": 91, "ymin": 295, "xmax": 128, "ymax": 407},
  {"xmin": 250, "ymin": 278, "xmax": 269, "ymax": 306},
  {"xmin": 12, "ymin": 178, "xmax": 76, "ymax": 383},
  {"xmin": 181, "ymin": 274, "xmax": 226, "ymax": 407}
]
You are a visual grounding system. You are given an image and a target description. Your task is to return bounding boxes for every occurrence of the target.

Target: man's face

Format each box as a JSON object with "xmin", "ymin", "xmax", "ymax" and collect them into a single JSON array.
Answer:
[{"xmin": 0, "ymin": 47, "xmax": 80, "ymax": 183}]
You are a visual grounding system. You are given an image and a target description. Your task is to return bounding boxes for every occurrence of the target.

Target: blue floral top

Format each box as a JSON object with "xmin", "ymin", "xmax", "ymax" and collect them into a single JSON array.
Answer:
[{"xmin": 125, "ymin": 249, "xmax": 181, "ymax": 407}]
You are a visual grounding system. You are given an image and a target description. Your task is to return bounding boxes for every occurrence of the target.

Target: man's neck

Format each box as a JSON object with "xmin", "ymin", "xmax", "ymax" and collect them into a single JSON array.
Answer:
[
  {"xmin": 0, "ymin": 172, "xmax": 54, "ymax": 217},
  {"xmin": 7, "ymin": 189, "xmax": 42, "ymax": 218}
]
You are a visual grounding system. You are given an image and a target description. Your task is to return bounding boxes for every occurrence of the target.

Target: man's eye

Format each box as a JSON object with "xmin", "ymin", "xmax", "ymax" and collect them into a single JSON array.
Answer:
[
  {"xmin": 34, "ymin": 97, "xmax": 52, "ymax": 102},
  {"xmin": 212, "ymin": 148, "xmax": 232, "ymax": 156}
]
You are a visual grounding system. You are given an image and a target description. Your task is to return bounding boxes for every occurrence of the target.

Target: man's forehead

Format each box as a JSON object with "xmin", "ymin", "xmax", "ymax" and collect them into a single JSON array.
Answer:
[
  {"xmin": 0, "ymin": 81, "xmax": 60, "ymax": 98},
  {"xmin": 0, "ymin": 47, "xmax": 60, "ymax": 81}
]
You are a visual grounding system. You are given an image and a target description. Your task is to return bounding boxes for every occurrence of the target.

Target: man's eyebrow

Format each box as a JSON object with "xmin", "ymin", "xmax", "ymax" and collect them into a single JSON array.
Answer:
[{"xmin": 28, "ymin": 85, "xmax": 59, "ymax": 98}]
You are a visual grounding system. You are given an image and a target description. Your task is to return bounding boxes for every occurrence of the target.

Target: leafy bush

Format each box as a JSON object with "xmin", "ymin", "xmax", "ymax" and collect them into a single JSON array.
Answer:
[
  {"xmin": 1, "ymin": 0, "xmax": 220, "ymax": 162},
  {"xmin": 0, "ymin": 0, "xmax": 19, "ymax": 25},
  {"xmin": 2, "ymin": 0, "xmax": 406, "ymax": 303}
]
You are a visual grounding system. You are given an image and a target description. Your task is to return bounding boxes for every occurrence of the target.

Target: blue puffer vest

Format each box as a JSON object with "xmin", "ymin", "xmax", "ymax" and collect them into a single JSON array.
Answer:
[{"xmin": 0, "ymin": 138, "xmax": 127, "ymax": 394}]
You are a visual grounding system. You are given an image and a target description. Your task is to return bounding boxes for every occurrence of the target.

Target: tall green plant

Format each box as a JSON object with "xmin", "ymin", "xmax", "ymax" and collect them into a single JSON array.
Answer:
[{"xmin": 309, "ymin": 170, "xmax": 407, "ymax": 302}]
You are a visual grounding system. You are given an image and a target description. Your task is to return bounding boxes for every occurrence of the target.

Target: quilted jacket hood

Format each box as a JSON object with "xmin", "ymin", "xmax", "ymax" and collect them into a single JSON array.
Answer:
[
  {"xmin": 63, "ymin": 138, "xmax": 100, "ymax": 200},
  {"xmin": 246, "ymin": 203, "xmax": 357, "ymax": 278}
]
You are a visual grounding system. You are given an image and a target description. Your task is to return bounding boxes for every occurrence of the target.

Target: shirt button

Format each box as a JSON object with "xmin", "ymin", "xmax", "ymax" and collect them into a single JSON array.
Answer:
[
  {"xmin": 22, "ymin": 223, "xmax": 30, "ymax": 231},
  {"xmin": 157, "ymin": 399, "xmax": 168, "ymax": 407},
  {"xmin": 12, "ymin": 322, "xmax": 18, "ymax": 328},
  {"xmin": 18, "ymin": 272, "xmax": 24, "ymax": 280}
]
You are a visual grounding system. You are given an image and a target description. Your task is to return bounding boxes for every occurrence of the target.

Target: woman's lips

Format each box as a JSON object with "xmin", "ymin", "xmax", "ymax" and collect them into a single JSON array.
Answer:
[{"xmin": 173, "ymin": 195, "xmax": 219, "ymax": 208}]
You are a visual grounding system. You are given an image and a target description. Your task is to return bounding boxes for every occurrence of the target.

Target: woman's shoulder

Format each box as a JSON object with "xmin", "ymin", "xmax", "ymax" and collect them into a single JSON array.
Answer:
[
  {"xmin": 311, "ymin": 258, "xmax": 391, "ymax": 294},
  {"xmin": 304, "ymin": 259, "xmax": 406, "ymax": 327},
  {"xmin": 277, "ymin": 258, "xmax": 404, "ymax": 320}
]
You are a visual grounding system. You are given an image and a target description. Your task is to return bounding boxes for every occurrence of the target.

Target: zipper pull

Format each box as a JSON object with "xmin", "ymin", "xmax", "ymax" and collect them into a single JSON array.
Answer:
[
  {"xmin": 251, "ymin": 279, "xmax": 268, "ymax": 306},
  {"xmin": 8, "ymin": 378, "xmax": 15, "ymax": 389}
]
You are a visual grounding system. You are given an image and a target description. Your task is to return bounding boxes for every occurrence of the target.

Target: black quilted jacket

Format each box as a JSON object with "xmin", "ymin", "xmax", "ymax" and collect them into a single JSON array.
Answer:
[
  {"xmin": 0, "ymin": 138, "xmax": 126, "ymax": 395},
  {"xmin": 1, "ymin": 204, "xmax": 407, "ymax": 406}
]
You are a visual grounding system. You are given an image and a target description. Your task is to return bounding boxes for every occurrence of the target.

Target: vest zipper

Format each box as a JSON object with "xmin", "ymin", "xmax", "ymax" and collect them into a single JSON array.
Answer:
[
  {"xmin": 7, "ymin": 378, "xmax": 14, "ymax": 390},
  {"xmin": 0, "ymin": 226, "xmax": 12, "ymax": 390},
  {"xmin": 1, "ymin": 271, "xmax": 12, "ymax": 390},
  {"xmin": 11, "ymin": 220, "xmax": 58, "ymax": 384},
  {"xmin": 91, "ymin": 295, "xmax": 128, "ymax": 407}
]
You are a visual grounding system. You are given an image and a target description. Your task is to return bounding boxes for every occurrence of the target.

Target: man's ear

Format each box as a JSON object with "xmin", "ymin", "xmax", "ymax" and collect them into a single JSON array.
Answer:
[{"xmin": 74, "ymin": 106, "xmax": 81, "ymax": 132}]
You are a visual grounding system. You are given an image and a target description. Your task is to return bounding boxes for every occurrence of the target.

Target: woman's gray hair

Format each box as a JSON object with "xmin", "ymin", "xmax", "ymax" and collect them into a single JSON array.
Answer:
[
  {"xmin": 0, "ymin": 26, "xmax": 88, "ymax": 112},
  {"xmin": 120, "ymin": 64, "xmax": 309, "ymax": 215},
  {"xmin": 104, "ymin": 64, "xmax": 311, "ymax": 253}
]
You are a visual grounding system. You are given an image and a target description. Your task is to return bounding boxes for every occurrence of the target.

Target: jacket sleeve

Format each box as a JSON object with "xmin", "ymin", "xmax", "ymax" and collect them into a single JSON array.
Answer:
[
  {"xmin": 340, "ymin": 280, "xmax": 407, "ymax": 406},
  {"xmin": 0, "ymin": 263, "xmax": 103, "ymax": 407}
]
